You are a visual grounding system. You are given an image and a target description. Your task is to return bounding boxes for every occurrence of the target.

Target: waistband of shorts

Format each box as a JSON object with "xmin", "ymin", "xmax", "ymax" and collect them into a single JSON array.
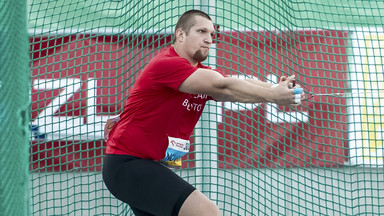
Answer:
[{"xmin": 105, "ymin": 154, "xmax": 143, "ymax": 161}]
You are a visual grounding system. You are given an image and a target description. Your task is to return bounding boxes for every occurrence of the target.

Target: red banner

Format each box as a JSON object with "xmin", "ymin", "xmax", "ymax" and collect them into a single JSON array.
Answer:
[
  {"xmin": 30, "ymin": 30, "xmax": 349, "ymax": 171},
  {"xmin": 216, "ymin": 30, "xmax": 349, "ymax": 168}
]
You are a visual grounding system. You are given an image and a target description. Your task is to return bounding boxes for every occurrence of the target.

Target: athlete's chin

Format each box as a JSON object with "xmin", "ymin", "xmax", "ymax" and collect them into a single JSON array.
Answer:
[
  {"xmin": 202, "ymin": 54, "xmax": 209, "ymax": 61},
  {"xmin": 193, "ymin": 50, "xmax": 209, "ymax": 62},
  {"xmin": 194, "ymin": 55, "xmax": 208, "ymax": 62}
]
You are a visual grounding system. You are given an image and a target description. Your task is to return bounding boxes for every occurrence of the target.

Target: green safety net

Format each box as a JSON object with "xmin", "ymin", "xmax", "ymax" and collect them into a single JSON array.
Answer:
[{"xmin": 27, "ymin": 0, "xmax": 384, "ymax": 215}]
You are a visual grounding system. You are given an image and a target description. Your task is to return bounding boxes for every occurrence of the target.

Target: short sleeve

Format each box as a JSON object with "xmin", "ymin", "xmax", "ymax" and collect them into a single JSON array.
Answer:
[{"xmin": 149, "ymin": 57, "xmax": 198, "ymax": 91}]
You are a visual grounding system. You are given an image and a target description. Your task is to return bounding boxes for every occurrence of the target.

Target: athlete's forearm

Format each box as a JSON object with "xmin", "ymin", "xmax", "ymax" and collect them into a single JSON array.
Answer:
[
  {"xmin": 179, "ymin": 68, "xmax": 296, "ymax": 105},
  {"xmin": 211, "ymin": 77, "xmax": 276, "ymax": 103},
  {"xmin": 245, "ymin": 79, "xmax": 273, "ymax": 88}
]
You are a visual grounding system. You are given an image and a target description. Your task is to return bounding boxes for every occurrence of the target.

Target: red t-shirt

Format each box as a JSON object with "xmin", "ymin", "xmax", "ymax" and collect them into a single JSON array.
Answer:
[{"xmin": 106, "ymin": 46, "xmax": 216, "ymax": 161}]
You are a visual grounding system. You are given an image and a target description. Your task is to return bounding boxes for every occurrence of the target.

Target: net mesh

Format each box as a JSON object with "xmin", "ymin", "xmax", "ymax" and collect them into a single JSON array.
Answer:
[
  {"xmin": 0, "ymin": 0, "xmax": 30, "ymax": 215},
  {"xmin": 26, "ymin": 0, "xmax": 384, "ymax": 215}
]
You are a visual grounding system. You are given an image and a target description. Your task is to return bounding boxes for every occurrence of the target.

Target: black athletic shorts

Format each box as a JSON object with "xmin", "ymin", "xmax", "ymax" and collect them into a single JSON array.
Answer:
[{"xmin": 102, "ymin": 154, "xmax": 196, "ymax": 216}]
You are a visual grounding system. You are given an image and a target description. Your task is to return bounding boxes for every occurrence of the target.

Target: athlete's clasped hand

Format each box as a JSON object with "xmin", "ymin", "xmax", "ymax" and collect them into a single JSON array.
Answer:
[{"xmin": 271, "ymin": 75, "xmax": 305, "ymax": 107}]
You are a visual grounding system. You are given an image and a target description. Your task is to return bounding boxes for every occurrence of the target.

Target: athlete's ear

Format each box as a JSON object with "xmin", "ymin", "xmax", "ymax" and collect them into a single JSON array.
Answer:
[{"xmin": 175, "ymin": 29, "xmax": 185, "ymax": 42}]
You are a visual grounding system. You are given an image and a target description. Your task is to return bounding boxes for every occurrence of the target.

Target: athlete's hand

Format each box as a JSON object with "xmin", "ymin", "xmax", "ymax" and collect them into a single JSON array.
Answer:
[
  {"xmin": 104, "ymin": 115, "xmax": 120, "ymax": 141},
  {"xmin": 279, "ymin": 75, "xmax": 295, "ymax": 89},
  {"xmin": 281, "ymin": 75, "xmax": 305, "ymax": 107},
  {"xmin": 271, "ymin": 75, "xmax": 304, "ymax": 106},
  {"xmin": 284, "ymin": 75, "xmax": 305, "ymax": 107},
  {"xmin": 288, "ymin": 82, "xmax": 306, "ymax": 107}
]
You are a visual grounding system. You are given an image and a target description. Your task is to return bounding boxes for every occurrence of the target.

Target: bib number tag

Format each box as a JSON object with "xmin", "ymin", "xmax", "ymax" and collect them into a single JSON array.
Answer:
[{"xmin": 163, "ymin": 136, "xmax": 190, "ymax": 162}]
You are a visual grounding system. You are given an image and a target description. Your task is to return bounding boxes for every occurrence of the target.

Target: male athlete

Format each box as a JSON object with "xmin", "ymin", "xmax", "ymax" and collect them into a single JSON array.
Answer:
[{"xmin": 102, "ymin": 9, "xmax": 304, "ymax": 216}]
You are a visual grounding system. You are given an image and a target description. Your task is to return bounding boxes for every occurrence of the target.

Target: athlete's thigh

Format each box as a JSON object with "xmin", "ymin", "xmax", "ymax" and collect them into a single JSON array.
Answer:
[
  {"xmin": 103, "ymin": 155, "xmax": 195, "ymax": 216},
  {"xmin": 179, "ymin": 190, "xmax": 221, "ymax": 216}
]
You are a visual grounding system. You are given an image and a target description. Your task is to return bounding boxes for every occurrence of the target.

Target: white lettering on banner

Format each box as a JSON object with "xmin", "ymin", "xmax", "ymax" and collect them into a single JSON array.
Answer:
[
  {"xmin": 223, "ymin": 74, "xmax": 308, "ymax": 123},
  {"xmin": 31, "ymin": 78, "xmax": 110, "ymax": 141}
]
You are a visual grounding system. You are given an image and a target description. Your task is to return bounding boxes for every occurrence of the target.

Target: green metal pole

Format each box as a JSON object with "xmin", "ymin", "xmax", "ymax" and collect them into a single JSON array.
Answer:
[{"xmin": 0, "ymin": 0, "xmax": 30, "ymax": 215}]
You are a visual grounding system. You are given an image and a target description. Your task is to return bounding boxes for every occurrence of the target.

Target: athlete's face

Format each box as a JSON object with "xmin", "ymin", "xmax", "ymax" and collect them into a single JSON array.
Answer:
[{"xmin": 183, "ymin": 16, "xmax": 215, "ymax": 63}]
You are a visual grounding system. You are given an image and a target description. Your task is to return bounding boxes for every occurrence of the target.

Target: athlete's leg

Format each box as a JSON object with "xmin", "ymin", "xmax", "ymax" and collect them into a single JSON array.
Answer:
[
  {"xmin": 103, "ymin": 154, "xmax": 197, "ymax": 216},
  {"xmin": 178, "ymin": 190, "xmax": 221, "ymax": 216}
]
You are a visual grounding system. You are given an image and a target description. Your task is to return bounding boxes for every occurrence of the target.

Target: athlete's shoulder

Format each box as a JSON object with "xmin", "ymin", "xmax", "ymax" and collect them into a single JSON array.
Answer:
[{"xmin": 151, "ymin": 47, "xmax": 191, "ymax": 67}]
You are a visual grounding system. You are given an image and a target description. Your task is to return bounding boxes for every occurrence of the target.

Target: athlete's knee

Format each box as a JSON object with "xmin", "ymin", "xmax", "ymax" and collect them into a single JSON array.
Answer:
[{"xmin": 179, "ymin": 190, "xmax": 221, "ymax": 216}]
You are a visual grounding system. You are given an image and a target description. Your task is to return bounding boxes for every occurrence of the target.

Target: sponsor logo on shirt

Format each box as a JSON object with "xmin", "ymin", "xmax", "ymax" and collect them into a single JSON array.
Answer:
[{"xmin": 182, "ymin": 94, "xmax": 208, "ymax": 112}]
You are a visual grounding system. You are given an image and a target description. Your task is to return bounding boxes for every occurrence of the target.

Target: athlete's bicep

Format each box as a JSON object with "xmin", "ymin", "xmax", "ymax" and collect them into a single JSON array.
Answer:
[{"xmin": 178, "ymin": 68, "xmax": 227, "ymax": 98}]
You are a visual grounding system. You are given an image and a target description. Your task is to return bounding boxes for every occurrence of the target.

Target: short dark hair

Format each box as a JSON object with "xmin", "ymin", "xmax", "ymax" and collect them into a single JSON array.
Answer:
[{"xmin": 172, "ymin": 10, "xmax": 212, "ymax": 43}]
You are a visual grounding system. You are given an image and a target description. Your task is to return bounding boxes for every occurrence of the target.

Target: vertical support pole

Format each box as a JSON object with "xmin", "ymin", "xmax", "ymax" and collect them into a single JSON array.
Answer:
[
  {"xmin": 193, "ymin": 0, "xmax": 219, "ymax": 201},
  {"xmin": 0, "ymin": 0, "xmax": 30, "ymax": 215}
]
